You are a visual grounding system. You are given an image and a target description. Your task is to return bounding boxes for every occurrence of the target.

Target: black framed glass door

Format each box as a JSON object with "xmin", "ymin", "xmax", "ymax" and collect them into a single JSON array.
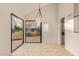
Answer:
[
  {"xmin": 11, "ymin": 13, "xmax": 24, "ymax": 52},
  {"xmin": 25, "ymin": 20, "xmax": 42, "ymax": 43}
]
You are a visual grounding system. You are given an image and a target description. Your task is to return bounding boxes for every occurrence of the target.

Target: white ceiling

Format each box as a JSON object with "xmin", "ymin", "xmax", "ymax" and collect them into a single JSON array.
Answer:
[
  {"xmin": 16, "ymin": 3, "xmax": 48, "ymax": 19},
  {"xmin": 0, "ymin": 3, "xmax": 48, "ymax": 19}
]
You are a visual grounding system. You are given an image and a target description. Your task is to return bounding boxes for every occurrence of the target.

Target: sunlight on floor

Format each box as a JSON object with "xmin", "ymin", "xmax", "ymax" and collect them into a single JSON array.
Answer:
[{"xmin": 12, "ymin": 43, "xmax": 73, "ymax": 56}]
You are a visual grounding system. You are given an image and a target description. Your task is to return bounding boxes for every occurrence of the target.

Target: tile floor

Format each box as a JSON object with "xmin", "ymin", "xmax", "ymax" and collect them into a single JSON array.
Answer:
[{"xmin": 12, "ymin": 43, "xmax": 73, "ymax": 56}]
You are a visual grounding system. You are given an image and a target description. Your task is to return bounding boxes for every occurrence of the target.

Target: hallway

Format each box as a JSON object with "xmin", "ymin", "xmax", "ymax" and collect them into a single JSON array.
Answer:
[{"xmin": 12, "ymin": 43, "xmax": 73, "ymax": 56}]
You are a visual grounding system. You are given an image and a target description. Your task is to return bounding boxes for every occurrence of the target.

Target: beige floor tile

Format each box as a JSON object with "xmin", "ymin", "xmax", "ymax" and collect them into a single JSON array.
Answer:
[{"xmin": 12, "ymin": 43, "xmax": 73, "ymax": 56}]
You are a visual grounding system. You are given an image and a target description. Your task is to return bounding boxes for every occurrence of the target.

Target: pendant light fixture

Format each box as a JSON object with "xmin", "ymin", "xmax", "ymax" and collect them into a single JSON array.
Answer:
[{"xmin": 35, "ymin": 3, "xmax": 42, "ymax": 22}]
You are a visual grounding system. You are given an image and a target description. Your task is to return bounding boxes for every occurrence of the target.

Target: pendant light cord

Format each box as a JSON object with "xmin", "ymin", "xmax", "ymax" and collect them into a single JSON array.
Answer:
[{"xmin": 35, "ymin": 3, "xmax": 42, "ymax": 19}]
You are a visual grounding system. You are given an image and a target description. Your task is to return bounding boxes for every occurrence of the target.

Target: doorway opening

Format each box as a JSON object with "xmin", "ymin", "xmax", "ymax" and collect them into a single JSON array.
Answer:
[
  {"xmin": 61, "ymin": 17, "xmax": 65, "ymax": 47},
  {"xmin": 25, "ymin": 20, "xmax": 42, "ymax": 43}
]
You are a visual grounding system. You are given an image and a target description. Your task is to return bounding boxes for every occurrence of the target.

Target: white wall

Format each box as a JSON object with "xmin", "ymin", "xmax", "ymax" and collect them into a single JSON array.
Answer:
[
  {"xmin": 24, "ymin": 3, "xmax": 58, "ymax": 44},
  {"xmin": 0, "ymin": 5, "xmax": 11, "ymax": 56},
  {"xmin": 58, "ymin": 3, "xmax": 79, "ymax": 56},
  {"xmin": 58, "ymin": 3, "xmax": 74, "ymax": 44}
]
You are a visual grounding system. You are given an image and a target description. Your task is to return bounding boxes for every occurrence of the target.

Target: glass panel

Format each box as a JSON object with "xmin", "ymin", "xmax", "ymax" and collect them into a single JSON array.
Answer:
[
  {"xmin": 11, "ymin": 14, "xmax": 24, "ymax": 52},
  {"xmin": 25, "ymin": 20, "xmax": 42, "ymax": 43}
]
